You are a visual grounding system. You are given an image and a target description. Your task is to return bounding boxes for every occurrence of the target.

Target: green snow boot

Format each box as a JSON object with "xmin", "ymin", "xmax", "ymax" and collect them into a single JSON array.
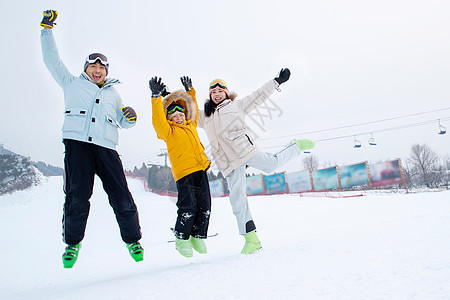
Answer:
[
  {"xmin": 62, "ymin": 243, "xmax": 81, "ymax": 269},
  {"xmin": 126, "ymin": 241, "xmax": 144, "ymax": 262},
  {"xmin": 294, "ymin": 139, "xmax": 315, "ymax": 151},
  {"xmin": 175, "ymin": 238, "xmax": 193, "ymax": 258},
  {"xmin": 190, "ymin": 236, "xmax": 207, "ymax": 254},
  {"xmin": 241, "ymin": 231, "xmax": 262, "ymax": 255}
]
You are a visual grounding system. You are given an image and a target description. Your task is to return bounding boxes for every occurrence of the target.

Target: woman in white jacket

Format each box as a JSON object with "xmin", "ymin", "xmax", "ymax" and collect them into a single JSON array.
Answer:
[{"xmin": 198, "ymin": 69, "xmax": 315, "ymax": 254}]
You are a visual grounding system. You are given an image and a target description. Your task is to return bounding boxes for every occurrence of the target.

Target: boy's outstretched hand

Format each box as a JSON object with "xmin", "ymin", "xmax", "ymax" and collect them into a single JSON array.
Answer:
[
  {"xmin": 274, "ymin": 68, "xmax": 291, "ymax": 85},
  {"xmin": 149, "ymin": 77, "xmax": 166, "ymax": 98},
  {"xmin": 40, "ymin": 10, "xmax": 58, "ymax": 28},
  {"xmin": 161, "ymin": 86, "xmax": 170, "ymax": 97},
  {"xmin": 180, "ymin": 76, "xmax": 192, "ymax": 91}
]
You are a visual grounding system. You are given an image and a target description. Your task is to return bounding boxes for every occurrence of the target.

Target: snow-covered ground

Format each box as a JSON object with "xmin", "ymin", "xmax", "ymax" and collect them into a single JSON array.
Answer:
[{"xmin": 1, "ymin": 177, "xmax": 449, "ymax": 300}]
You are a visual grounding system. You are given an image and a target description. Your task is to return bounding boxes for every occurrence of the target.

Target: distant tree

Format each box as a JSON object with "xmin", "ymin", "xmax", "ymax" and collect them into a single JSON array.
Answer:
[
  {"xmin": 207, "ymin": 170, "xmax": 219, "ymax": 181},
  {"xmin": 156, "ymin": 167, "xmax": 176, "ymax": 192},
  {"xmin": 34, "ymin": 161, "xmax": 63, "ymax": 176},
  {"xmin": 438, "ymin": 155, "xmax": 450, "ymax": 189},
  {"xmin": 302, "ymin": 155, "xmax": 319, "ymax": 170},
  {"xmin": 147, "ymin": 164, "xmax": 160, "ymax": 188},
  {"xmin": 406, "ymin": 143, "xmax": 440, "ymax": 187},
  {"xmin": 136, "ymin": 162, "xmax": 149, "ymax": 179},
  {"xmin": 321, "ymin": 160, "xmax": 337, "ymax": 169}
]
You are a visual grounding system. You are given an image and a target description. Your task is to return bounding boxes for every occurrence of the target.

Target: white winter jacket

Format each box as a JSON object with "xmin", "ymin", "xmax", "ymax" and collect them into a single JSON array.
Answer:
[
  {"xmin": 40, "ymin": 29, "xmax": 134, "ymax": 150},
  {"xmin": 198, "ymin": 79, "xmax": 279, "ymax": 177}
]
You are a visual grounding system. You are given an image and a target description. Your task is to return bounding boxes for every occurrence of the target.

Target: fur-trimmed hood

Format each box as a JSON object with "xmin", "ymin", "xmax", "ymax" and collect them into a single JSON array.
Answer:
[{"xmin": 163, "ymin": 90, "xmax": 196, "ymax": 121}]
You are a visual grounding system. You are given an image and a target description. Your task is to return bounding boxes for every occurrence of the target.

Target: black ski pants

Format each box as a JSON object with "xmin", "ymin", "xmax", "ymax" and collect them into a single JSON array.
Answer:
[
  {"xmin": 62, "ymin": 139, "xmax": 142, "ymax": 245},
  {"xmin": 174, "ymin": 170, "xmax": 212, "ymax": 240}
]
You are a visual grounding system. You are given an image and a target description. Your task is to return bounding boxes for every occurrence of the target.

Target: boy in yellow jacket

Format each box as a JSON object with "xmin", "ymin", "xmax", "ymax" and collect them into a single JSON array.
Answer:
[{"xmin": 149, "ymin": 76, "xmax": 212, "ymax": 258}]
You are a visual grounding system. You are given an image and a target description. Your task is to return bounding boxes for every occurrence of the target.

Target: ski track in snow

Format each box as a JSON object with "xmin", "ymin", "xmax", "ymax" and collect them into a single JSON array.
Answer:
[{"xmin": 1, "ymin": 177, "xmax": 450, "ymax": 300}]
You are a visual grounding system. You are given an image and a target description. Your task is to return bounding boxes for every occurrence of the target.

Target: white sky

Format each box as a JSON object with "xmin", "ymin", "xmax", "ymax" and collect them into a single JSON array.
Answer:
[{"xmin": 1, "ymin": 0, "xmax": 449, "ymax": 171}]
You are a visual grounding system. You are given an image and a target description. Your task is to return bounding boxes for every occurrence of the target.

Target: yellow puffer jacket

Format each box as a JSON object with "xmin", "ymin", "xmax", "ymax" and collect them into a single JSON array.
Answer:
[{"xmin": 152, "ymin": 88, "xmax": 210, "ymax": 181}]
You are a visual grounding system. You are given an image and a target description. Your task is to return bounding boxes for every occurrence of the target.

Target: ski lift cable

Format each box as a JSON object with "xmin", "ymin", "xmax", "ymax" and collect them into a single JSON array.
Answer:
[
  {"xmin": 257, "ymin": 107, "xmax": 450, "ymax": 142},
  {"xmin": 316, "ymin": 119, "xmax": 446, "ymax": 142},
  {"xmin": 123, "ymin": 151, "xmax": 162, "ymax": 169},
  {"xmin": 259, "ymin": 117, "xmax": 449, "ymax": 149}
]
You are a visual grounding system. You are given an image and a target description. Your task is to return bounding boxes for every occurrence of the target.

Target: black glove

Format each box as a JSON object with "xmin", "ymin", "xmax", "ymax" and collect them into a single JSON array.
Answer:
[
  {"xmin": 121, "ymin": 106, "xmax": 137, "ymax": 123},
  {"xmin": 180, "ymin": 76, "xmax": 192, "ymax": 92},
  {"xmin": 274, "ymin": 68, "xmax": 291, "ymax": 85},
  {"xmin": 161, "ymin": 86, "xmax": 170, "ymax": 97},
  {"xmin": 149, "ymin": 77, "xmax": 166, "ymax": 98},
  {"xmin": 40, "ymin": 10, "xmax": 58, "ymax": 28}
]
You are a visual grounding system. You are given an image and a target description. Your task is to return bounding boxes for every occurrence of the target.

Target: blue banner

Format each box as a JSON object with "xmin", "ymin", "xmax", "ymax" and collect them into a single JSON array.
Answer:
[
  {"xmin": 339, "ymin": 162, "xmax": 369, "ymax": 189},
  {"xmin": 246, "ymin": 175, "xmax": 265, "ymax": 195},
  {"xmin": 209, "ymin": 179, "xmax": 225, "ymax": 197},
  {"xmin": 312, "ymin": 167, "xmax": 340, "ymax": 191},
  {"xmin": 286, "ymin": 170, "xmax": 312, "ymax": 193},
  {"xmin": 264, "ymin": 172, "xmax": 287, "ymax": 195}
]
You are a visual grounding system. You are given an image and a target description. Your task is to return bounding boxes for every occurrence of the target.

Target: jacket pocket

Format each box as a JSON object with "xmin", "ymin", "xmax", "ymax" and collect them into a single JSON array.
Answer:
[
  {"xmin": 62, "ymin": 107, "xmax": 88, "ymax": 132},
  {"xmin": 227, "ymin": 129, "xmax": 247, "ymax": 140},
  {"xmin": 226, "ymin": 132, "xmax": 254, "ymax": 159},
  {"xmin": 104, "ymin": 115, "xmax": 119, "ymax": 143}
]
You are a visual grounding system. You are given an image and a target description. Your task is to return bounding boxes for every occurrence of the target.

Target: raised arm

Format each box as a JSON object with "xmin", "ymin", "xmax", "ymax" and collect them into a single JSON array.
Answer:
[
  {"xmin": 181, "ymin": 76, "xmax": 199, "ymax": 124},
  {"xmin": 238, "ymin": 68, "xmax": 291, "ymax": 114},
  {"xmin": 150, "ymin": 77, "xmax": 172, "ymax": 139},
  {"xmin": 40, "ymin": 10, "xmax": 75, "ymax": 88}
]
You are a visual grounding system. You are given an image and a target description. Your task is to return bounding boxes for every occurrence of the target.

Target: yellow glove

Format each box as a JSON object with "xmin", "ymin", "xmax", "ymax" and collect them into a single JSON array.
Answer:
[{"xmin": 40, "ymin": 10, "xmax": 58, "ymax": 28}]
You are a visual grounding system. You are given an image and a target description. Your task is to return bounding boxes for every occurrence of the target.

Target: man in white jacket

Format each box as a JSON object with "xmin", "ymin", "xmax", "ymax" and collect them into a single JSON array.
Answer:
[
  {"xmin": 198, "ymin": 69, "xmax": 315, "ymax": 254},
  {"xmin": 40, "ymin": 10, "xmax": 143, "ymax": 268}
]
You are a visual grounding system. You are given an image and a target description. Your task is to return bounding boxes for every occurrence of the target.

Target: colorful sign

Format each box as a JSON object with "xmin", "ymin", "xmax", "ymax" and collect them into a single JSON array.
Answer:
[
  {"xmin": 339, "ymin": 162, "xmax": 369, "ymax": 189},
  {"xmin": 264, "ymin": 172, "xmax": 288, "ymax": 195},
  {"xmin": 369, "ymin": 159, "xmax": 403, "ymax": 187},
  {"xmin": 209, "ymin": 179, "xmax": 225, "ymax": 197},
  {"xmin": 312, "ymin": 166, "xmax": 340, "ymax": 191},
  {"xmin": 286, "ymin": 170, "xmax": 312, "ymax": 193},
  {"xmin": 246, "ymin": 174, "xmax": 265, "ymax": 195}
]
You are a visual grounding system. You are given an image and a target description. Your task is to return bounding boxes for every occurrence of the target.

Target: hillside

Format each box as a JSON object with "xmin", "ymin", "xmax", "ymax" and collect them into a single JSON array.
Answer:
[{"xmin": 0, "ymin": 144, "xmax": 63, "ymax": 194}]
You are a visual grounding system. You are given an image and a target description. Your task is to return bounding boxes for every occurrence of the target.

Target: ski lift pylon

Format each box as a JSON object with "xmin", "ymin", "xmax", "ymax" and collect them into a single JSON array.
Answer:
[
  {"xmin": 368, "ymin": 133, "xmax": 377, "ymax": 146},
  {"xmin": 438, "ymin": 119, "xmax": 446, "ymax": 135},
  {"xmin": 353, "ymin": 135, "xmax": 361, "ymax": 148}
]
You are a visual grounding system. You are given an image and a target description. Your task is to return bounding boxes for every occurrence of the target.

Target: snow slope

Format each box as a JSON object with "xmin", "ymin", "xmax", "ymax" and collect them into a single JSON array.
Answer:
[{"xmin": 1, "ymin": 177, "xmax": 449, "ymax": 300}]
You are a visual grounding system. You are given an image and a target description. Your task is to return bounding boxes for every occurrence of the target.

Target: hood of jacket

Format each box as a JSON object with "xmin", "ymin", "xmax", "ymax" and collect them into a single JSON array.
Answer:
[{"xmin": 163, "ymin": 90, "xmax": 196, "ymax": 121}]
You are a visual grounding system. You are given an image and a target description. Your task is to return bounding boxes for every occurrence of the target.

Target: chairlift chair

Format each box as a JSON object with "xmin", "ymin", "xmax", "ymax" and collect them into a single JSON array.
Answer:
[
  {"xmin": 353, "ymin": 135, "xmax": 361, "ymax": 148},
  {"xmin": 438, "ymin": 119, "xmax": 446, "ymax": 135},
  {"xmin": 368, "ymin": 133, "xmax": 377, "ymax": 146}
]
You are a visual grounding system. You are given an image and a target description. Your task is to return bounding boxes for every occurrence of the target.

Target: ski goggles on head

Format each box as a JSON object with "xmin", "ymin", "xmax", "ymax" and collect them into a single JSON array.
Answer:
[
  {"xmin": 167, "ymin": 104, "xmax": 185, "ymax": 115},
  {"xmin": 209, "ymin": 79, "xmax": 228, "ymax": 90},
  {"xmin": 85, "ymin": 53, "xmax": 109, "ymax": 66}
]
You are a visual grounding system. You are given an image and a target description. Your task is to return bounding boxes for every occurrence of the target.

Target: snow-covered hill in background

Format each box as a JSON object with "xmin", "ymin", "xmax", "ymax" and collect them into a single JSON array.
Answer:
[{"xmin": 1, "ymin": 177, "xmax": 449, "ymax": 300}]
